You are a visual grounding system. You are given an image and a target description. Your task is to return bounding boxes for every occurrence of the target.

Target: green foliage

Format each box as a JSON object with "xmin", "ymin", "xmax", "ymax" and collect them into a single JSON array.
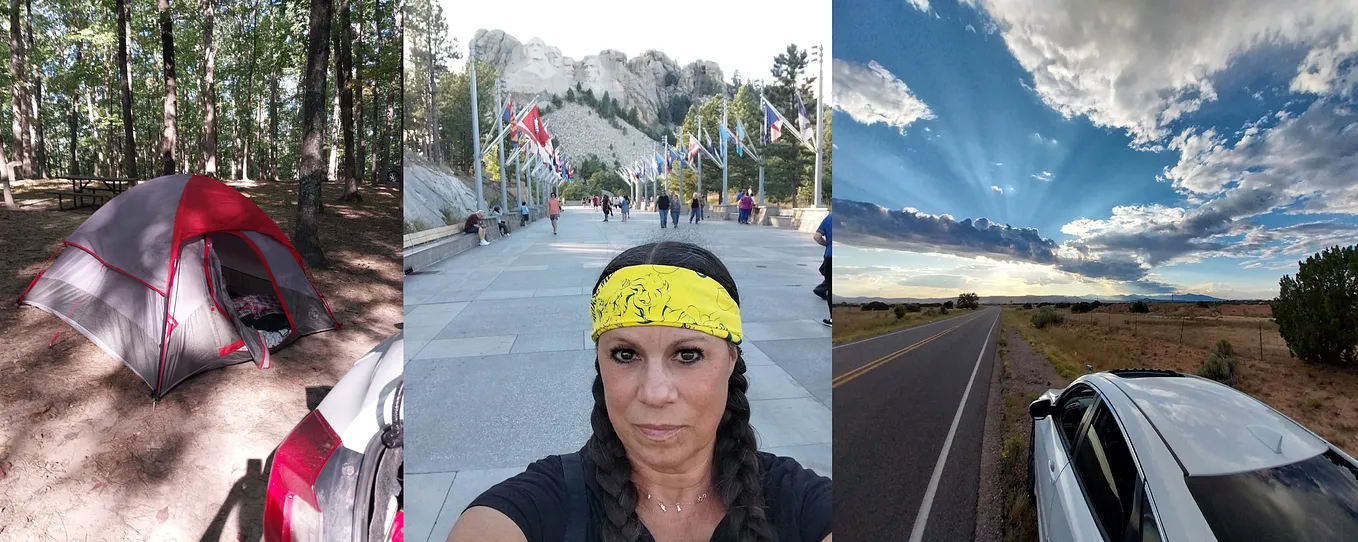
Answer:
[
  {"xmin": 1198, "ymin": 352, "xmax": 1237, "ymax": 385},
  {"xmin": 957, "ymin": 293, "xmax": 980, "ymax": 310},
  {"xmin": 1032, "ymin": 307, "xmax": 1065, "ymax": 329},
  {"xmin": 1091, "ymin": 300, "xmax": 1102, "ymax": 309},
  {"xmin": 1196, "ymin": 301, "xmax": 1211, "ymax": 309},
  {"xmin": 1130, "ymin": 301, "xmax": 1151, "ymax": 313},
  {"xmin": 1273, "ymin": 245, "xmax": 1358, "ymax": 366},
  {"xmin": 550, "ymin": 94, "xmax": 563, "ymax": 108},
  {"xmin": 894, "ymin": 305, "xmax": 907, "ymax": 319},
  {"xmin": 861, "ymin": 301, "xmax": 890, "ymax": 311},
  {"xmin": 940, "ymin": 306, "xmax": 950, "ymax": 315},
  {"xmin": 1023, "ymin": 303, "xmax": 1034, "ymax": 309},
  {"xmin": 944, "ymin": 300, "xmax": 955, "ymax": 309},
  {"xmin": 1055, "ymin": 302, "xmax": 1071, "ymax": 309},
  {"xmin": 924, "ymin": 308, "xmax": 939, "ymax": 316},
  {"xmin": 1071, "ymin": 302, "xmax": 1096, "ymax": 314},
  {"xmin": 906, "ymin": 303, "xmax": 922, "ymax": 313},
  {"xmin": 1215, "ymin": 339, "xmax": 1235, "ymax": 359}
]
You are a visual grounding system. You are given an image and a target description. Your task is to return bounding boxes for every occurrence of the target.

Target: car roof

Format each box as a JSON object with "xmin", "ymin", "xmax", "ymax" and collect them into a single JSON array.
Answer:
[{"xmin": 1099, "ymin": 373, "xmax": 1329, "ymax": 477}]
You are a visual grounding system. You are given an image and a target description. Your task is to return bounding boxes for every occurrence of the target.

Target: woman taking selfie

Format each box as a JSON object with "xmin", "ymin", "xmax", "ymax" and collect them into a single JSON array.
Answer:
[{"xmin": 448, "ymin": 242, "xmax": 833, "ymax": 542}]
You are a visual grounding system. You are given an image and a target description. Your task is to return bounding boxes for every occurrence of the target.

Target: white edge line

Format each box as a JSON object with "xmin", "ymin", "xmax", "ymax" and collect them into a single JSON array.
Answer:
[
  {"xmin": 833, "ymin": 306, "xmax": 990, "ymax": 350},
  {"xmin": 908, "ymin": 310, "xmax": 1000, "ymax": 542}
]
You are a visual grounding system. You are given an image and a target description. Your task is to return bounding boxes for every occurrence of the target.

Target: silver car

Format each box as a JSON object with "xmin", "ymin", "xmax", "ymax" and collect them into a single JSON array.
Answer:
[{"xmin": 1028, "ymin": 369, "xmax": 1358, "ymax": 541}]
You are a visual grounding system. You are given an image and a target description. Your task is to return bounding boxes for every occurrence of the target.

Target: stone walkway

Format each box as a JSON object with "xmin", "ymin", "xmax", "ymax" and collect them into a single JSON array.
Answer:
[{"xmin": 402, "ymin": 205, "xmax": 832, "ymax": 541}]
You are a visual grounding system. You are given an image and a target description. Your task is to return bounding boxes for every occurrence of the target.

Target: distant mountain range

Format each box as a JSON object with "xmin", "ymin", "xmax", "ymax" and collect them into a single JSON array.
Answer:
[{"xmin": 834, "ymin": 293, "xmax": 1246, "ymax": 305}]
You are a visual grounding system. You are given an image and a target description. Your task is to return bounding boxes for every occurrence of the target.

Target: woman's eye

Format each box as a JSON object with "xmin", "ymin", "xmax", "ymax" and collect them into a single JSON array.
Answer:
[
  {"xmin": 676, "ymin": 349, "xmax": 703, "ymax": 364},
  {"xmin": 610, "ymin": 348, "xmax": 637, "ymax": 363}
]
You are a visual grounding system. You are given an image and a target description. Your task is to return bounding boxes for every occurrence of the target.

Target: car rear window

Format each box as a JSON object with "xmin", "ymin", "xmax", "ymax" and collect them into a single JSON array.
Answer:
[{"xmin": 1185, "ymin": 450, "xmax": 1358, "ymax": 541}]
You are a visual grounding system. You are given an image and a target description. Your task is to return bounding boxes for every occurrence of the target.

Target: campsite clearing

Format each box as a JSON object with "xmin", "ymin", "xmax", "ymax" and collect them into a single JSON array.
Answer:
[{"xmin": 0, "ymin": 178, "xmax": 402, "ymax": 541}]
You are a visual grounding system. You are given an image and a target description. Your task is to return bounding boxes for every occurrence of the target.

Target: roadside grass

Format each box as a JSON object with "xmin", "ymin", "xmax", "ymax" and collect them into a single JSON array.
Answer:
[
  {"xmin": 997, "ymin": 325, "xmax": 1040, "ymax": 542},
  {"xmin": 832, "ymin": 306, "xmax": 974, "ymax": 345}
]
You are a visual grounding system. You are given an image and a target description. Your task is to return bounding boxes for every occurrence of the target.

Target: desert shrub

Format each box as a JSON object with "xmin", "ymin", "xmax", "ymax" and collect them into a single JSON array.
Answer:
[
  {"xmin": 1032, "ymin": 307, "xmax": 1065, "ymax": 329},
  {"xmin": 1198, "ymin": 352, "xmax": 1237, "ymax": 385},
  {"xmin": 906, "ymin": 303, "xmax": 922, "ymax": 313},
  {"xmin": 957, "ymin": 293, "xmax": 980, "ymax": 310},
  {"xmin": 1055, "ymin": 302, "xmax": 1071, "ymax": 309},
  {"xmin": 1215, "ymin": 339, "xmax": 1235, "ymax": 359},
  {"xmin": 862, "ymin": 301, "xmax": 890, "ymax": 311},
  {"xmin": 1130, "ymin": 300, "xmax": 1150, "ymax": 314},
  {"xmin": 1196, "ymin": 301, "xmax": 1211, "ymax": 308},
  {"xmin": 1273, "ymin": 245, "xmax": 1358, "ymax": 367},
  {"xmin": 1071, "ymin": 302, "xmax": 1096, "ymax": 314},
  {"xmin": 1023, "ymin": 303, "xmax": 1033, "ymax": 310},
  {"xmin": 551, "ymin": 94, "xmax": 564, "ymax": 108},
  {"xmin": 1091, "ymin": 300, "xmax": 1102, "ymax": 309},
  {"xmin": 925, "ymin": 308, "xmax": 939, "ymax": 316},
  {"xmin": 940, "ymin": 306, "xmax": 950, "ymax": 315},
  {"xmin": 1038, "ymin": 302, "xmax": 1052, "ymax": 308},
  {"xmin": 944, "ymin": 300, "xmax": 955, "ymax": 309},
  {"xmin": 894, "ymin": 305, "xmax": 907, "ymax": 320},
  {"xmin": 440, "ymin": 205, "xmax": 461, "ymax": 227}
]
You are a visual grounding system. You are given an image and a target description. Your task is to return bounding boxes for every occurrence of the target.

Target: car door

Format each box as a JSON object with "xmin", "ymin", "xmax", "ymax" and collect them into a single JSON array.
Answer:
[
  {"xmin": 1037, "ymin": 384, "xmax": 1098, "ymax": 541},
  {"xmin": 1064, "ymin": 401, "xmax": 1142, "ymax": 541}
]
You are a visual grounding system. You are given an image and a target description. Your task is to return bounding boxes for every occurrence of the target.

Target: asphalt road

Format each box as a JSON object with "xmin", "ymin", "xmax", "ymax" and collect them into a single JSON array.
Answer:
[{"xmin": 833, "ymin": 307, "xmax": 1001, "ymax": 541}]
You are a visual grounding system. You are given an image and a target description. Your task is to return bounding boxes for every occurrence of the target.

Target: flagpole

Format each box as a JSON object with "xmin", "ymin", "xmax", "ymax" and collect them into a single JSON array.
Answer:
[
  {"xmin": 813, "ymin": 45, "xmax": 825, "ymax": 208},
  {"xmin": 721, "ymin": 97, "xmax": 729, "ymax": 205},
  {"xmin": 469, "ymin": 44, "xmax": 486, "ymax": 213},
  {"xmin": 758, "ymin": 91, "xmax": 767, "ymax": 207},
  {"xmin": 667, "ymin": 135, "xmax": 674, "ymax": 194},
  {"xmin": 497, "ymin": 81, "xmax": 510, "ymax": 212}
]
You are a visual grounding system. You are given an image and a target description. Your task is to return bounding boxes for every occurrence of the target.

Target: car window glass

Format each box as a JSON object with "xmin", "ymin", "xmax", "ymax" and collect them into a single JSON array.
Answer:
[
  {"xmin": 1140, "ymin": 489, "xmax": 1161, "ymax": 542},
  {"xmin": 1057, "ymin": 386, "xmax": 1097, "ymax": 447},
  {"xmin": 1072, "ymin": 404, "xmax": 1138, "ymax": 540},
  {"xmin": 1185, "ymin": 450, "xmax": 1358, "ymax": 541}
]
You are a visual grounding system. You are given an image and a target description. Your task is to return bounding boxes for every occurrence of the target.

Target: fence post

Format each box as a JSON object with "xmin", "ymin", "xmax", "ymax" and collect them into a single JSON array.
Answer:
[
  {"xmin": 1180, "ymin": 317, "xmax": 1185, "ymax": 345},
  {"xmin": 1259, "ymin": 322, "xmax": 1264, "ymax": 360}
]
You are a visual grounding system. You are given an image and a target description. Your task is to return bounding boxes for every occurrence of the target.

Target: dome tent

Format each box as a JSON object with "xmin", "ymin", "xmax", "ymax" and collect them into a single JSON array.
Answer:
[{"xmin": 18, "ymin": 174, "xmax": 340, "ymax": 397}]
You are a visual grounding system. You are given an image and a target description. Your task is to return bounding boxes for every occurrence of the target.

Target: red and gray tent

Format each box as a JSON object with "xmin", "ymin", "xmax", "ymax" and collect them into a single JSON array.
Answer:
[{"xmin": 19, "ymin": 174, "xmax": 339, "ymax": 397}]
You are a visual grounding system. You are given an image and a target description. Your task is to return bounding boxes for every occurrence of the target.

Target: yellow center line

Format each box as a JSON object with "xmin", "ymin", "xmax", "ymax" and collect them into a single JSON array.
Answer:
[{"xmin": 832, "ymin": 312, "xmax": 984, "ymax": 388}]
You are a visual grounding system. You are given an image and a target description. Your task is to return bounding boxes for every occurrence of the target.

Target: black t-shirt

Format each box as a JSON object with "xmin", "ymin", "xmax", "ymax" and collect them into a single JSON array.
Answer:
[
  {"xmin": 468, "ymin": 451, "xmax": 831, "ymax": 542},
  {"xmin": 657, "ymin": 195, "xmax": 671, "ymax": 210},
  {"xmin": 691, "ymin": 198, "xmax": 701, "ymax": 209}
]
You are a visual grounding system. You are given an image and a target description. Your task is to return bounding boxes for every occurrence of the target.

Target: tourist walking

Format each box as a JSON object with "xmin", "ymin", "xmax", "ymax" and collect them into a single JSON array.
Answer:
[
  {"xmin": 519, "ymin": 201, "xmax": 530, "ymax": 227},
  {"xmin": 690, "ymin": 192, "xmax": 702, "ymax": 224},
  {"xmin": 548, "ymin": 192, "xmax": 562, "ymax": 235},
  {"xmin": 656, "ymin": 192, "xmax": 671, "ymax": 228},
  {"xmin": 620, "ymin": 195, "xmax": 631, "ymax": 222},
  {"xmin": 814, "ymin": 212, "xmax": 832, "ymax": 326},
  {"xmin": 601, "ymin": 194, "xmax": 612, "ymax": 222},
  {"xmin": 738, "ymin": 190, "xmax": 755, "ymax": 224},
  {"xmin": 668, "ymin": 192, "xmax": 682, "ymax": 228}
]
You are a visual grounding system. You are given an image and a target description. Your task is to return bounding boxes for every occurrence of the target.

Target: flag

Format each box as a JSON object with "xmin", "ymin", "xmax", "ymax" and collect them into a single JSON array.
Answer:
[
  {"xmin": 502, "ymin": 99, "xmax": 513, "ymax": 124},
  {"xmin": 736, "ymin": 120, "xmax": 747, "ymax": 157},
  {"xmin": 688, "ymin": 134, "xmax": 702, "ymax": 162},
  {"xmin": 796, "ymin": 92, "xmax": 813, "ymax": 141},
  {"xmin": 519, "ymin": 105, "xmax": 551, "ymax": 148},
  {"xmin": 764, "ymin": 101, "xmax": 783, "ymax": 143}
]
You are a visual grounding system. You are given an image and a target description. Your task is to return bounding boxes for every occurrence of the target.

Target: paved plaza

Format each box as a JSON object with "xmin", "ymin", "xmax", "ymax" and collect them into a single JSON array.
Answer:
[{"xmin": 402, "ymin": 205, "xmax": 833, "ymax": 541}]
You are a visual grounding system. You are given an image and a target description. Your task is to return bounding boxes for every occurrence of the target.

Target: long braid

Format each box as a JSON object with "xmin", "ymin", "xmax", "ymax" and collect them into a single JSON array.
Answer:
[
  {"xmin": 715, "ymin": 353, "xmax": 779, "ymax": 542},
  {"xmin": 587, "ymin": 362, "xmax": 647, "ymax": 542}
]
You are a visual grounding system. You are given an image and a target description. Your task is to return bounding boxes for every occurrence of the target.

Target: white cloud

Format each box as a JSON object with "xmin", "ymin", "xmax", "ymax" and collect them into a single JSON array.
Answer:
[
  {"xmin": 833, "ymin": 59, "xmax": 936, "ymax": 134},
  {"xmin": 1031, "ymin": 132, "xmax": 1059, "ymax": 146},
  {"xmin": 961, "ymin": 0, "xmax": 1358, "ymax": 145},
  {"xmin": 966, "ymin": 24, "xmax": 977, "ymax": 33},
  {"xmin": 1031, "ymin": 170, "xmax": 1054, "ymax": 182},
  {"xmin": 906, "ymin": 0, "xmax": 930, "ymax": 11},
  {"xmin": 991, "ymin": 185, "xmax": 1004, "ymax": 193}
]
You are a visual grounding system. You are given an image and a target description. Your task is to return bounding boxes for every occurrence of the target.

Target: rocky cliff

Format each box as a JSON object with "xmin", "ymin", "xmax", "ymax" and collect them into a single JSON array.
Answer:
[{"xmin": 471, "ymin": 29, "xmax": 725, "ymax": 127}]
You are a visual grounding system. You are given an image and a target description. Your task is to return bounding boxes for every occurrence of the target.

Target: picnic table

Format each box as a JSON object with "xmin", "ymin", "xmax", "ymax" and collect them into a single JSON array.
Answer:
[{"xmin": 45, "ymin": 175, "xmax": 135, "ymax": 211}]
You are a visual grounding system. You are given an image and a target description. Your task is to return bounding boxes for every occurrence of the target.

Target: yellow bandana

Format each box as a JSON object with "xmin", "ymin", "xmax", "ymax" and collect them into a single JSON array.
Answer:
[{"xmin": 590, "ymin": 264, "xmax": 742, "ymax": 344}]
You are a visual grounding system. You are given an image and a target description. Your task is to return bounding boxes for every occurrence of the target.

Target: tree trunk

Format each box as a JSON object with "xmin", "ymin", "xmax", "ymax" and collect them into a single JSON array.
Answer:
[
  {"xmin": 9, "ymin": 0, "xmax": 31, "ymax": 179},
  {"xmin": 25, "ymin": 0, "xmax": 44, "ymax": 178},
  {"xmin": 296, "ymin": 0, "xmax": 333, "ymax": 268},
  {"xmin": 241, "ymin": 0, "xmax": 260, "ymax": 180},
  {"xmin": 353, "ymin": 0, "xmax": 366, "ymax": 187},
  {"xmin": 202, "ymin": 0, "xmax": 217, "ymax": 176},
  {"xmin": 158, "ymin": 0, "xmax": 178, "ymax": 176},
  {"xmin": 334, "ymin": 0, "xmax": 359, "ymax": 201},
  {"xmin": 67, "ymin": 39, "xmax": 83, "ymax": 176},
  {"xmin": 1, "ymin": 140, "xmax": 15, "ymax": 208},
  {"xmin": 116, "ymin": 0, "xmax": 138, "ymax": 183},
  {"xmin": 267, "ymin": 2, "xmax": 279, "ymax": 182},
  {"xmin": 424, "ymin": 4, "xmax": 437, "ymax": 163},
  {"xmin": 328, "ymin": 85, "xmax": 338, "ymax": 182}
]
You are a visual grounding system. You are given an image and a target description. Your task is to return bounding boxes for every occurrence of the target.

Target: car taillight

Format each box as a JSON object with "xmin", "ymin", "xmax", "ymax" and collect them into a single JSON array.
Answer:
[
  {"xmin": 264, "ymin": 409, "xmax": 341, "ymax": 542},
  {"xmin": 390, "ymin": 510, "xmax": 404, "ymax": 542}
]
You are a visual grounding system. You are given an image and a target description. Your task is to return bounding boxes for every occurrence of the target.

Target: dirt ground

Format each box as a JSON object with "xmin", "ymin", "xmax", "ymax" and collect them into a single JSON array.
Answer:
[
  {"xmin": 990, "ymin": 325, "xmax": 1065, "ymax": 542},
  {"xmin": 1090, "ymin": 301, "xmax": 1273, "ymax": 319},
  {"xmin": 1004, "ymin": 307, "xmax": 1358, "ymax": 453},
  {"xmin": 0, "ymin": 177, "xmax": 402, "ymax": 541}
]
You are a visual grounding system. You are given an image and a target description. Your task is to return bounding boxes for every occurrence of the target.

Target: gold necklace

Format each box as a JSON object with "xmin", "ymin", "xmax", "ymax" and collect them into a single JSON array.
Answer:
[{"xmin": 645, "ymin": 491, "xmax": 709, "ymax": 513}]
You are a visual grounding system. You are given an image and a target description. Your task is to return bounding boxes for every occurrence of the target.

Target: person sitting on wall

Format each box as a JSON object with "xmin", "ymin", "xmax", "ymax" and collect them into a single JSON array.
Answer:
[{"xmin": 465, "ymin": 210, "xmax": 491, "ymax": 246}]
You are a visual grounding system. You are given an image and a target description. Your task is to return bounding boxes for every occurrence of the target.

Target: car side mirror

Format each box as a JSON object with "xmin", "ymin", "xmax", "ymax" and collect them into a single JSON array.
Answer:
[{"xmin": 1029, "ymin": 398, "xmax": 1053, "ymax": 419}]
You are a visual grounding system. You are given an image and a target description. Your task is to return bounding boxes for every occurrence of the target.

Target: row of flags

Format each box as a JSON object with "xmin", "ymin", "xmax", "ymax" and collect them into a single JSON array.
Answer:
[{"xmin": 502, "ymin": 99, "xmax": 575, "ymax": 183}]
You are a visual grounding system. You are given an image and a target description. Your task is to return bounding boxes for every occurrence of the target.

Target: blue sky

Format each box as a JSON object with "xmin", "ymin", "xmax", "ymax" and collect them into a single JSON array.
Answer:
[{"xmin": 831, "ymin": 0, "xmax": 1358, "ymax": 300}]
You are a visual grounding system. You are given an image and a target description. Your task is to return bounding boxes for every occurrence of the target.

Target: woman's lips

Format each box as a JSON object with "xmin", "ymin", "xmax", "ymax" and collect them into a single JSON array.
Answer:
[{"xmin": 635, "ymin": 424, "xmax": 683, "ymax": 441}]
